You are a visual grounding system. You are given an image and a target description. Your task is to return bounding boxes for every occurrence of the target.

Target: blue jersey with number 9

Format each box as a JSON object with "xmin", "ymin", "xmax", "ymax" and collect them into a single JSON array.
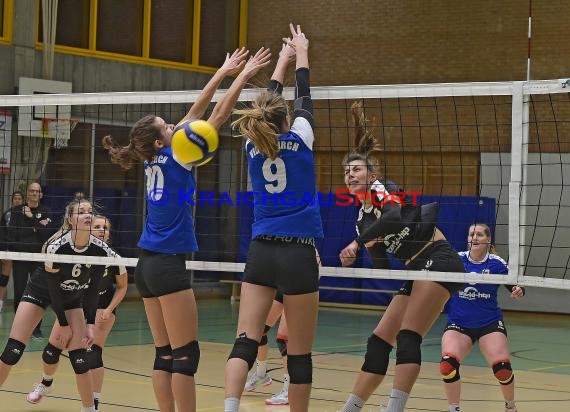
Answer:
[
  {"xmin": 246, "ymin": 117, "xmax": 323, "ymax": 239},
  {"xmin": 138, "ymin": 147, "xmax": 198, "ymax": 253}
]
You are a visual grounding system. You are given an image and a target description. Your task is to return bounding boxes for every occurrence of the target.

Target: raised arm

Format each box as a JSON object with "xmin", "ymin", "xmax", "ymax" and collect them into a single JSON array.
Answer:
[
  {"xmin": 181, "ymin": 47, "xmax": 249, "ymax": 123},
  {"xmin": 287, "ymin": 24, "xmax": 313, "ymax": 129},
  {"xmin": 268, "ymin": 43, "xmax": 295, "ymax": 94},
  {"xmin": 207, "ymin": 47, "xmax": 272, "ymax": 130}
]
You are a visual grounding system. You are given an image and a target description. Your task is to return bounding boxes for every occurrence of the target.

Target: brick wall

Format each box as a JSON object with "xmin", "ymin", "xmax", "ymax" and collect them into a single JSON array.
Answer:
[{"xmin": 247, "ymin": 0, "xmax": 570, "ymax": 85}]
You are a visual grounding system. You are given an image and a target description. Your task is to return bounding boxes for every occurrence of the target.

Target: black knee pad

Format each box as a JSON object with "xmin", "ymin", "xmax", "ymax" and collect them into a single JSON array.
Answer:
[
  {"xmin": 42, "ymin": 343, "xmax": 63, "ymax": 365},
  {"xmin": 276, "ymin": 338, "xmax": 288, "ymax": 357},
  {"xmin": 172, "ymin": 340, "xmax": 200, "ymax": 376},
  {"xmin": 440, "ymin": 354, "xmax": 461, "ymax": 383},
  {"xmin": 0, "ymin": 274, "xmax": 9, "ymax": 287},
  {"xmin": 260, "ymin": 324, "xmax": 271, "ymax": 346},
  {"xmin": 493, "ymin": 360, "xmax": 514, "ymax": 385},
  {"xmin": 0, "ymin": 338, "xmax": 26, "ymax": 365},
  {"xmin": 88, "ymin": 344, "xmax": 104, "ymax": 369},
  {"xmin": 69, "ymin": 349, "xmax": 90, "ymax": 374},
  {"xmin": 228, "ymin": 333, "xmax": 259, "ymax": 370},
  {"xmin": 288, "ymin": 353, "xmax": 312, "ymax": 384},
  {"xmin": 154, "ymin": 345, "xmax": 173, "ymax": 373},
  {"xmin": 395, "ymin": 329, "xmax": 423, "ymax": 365},
  {"xmin": 361, "ymin": 334, "xmax": 393, "ymax": 375}
]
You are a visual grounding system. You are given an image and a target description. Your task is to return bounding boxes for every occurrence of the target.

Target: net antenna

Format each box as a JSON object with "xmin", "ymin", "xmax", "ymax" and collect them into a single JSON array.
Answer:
[
  {"xmin": 41, "ymin": 116, "xmax": 78, "ymax": 149},
  {"xmin": 41, "ymin": 0, "xmax": 58, "ymax": 80}
]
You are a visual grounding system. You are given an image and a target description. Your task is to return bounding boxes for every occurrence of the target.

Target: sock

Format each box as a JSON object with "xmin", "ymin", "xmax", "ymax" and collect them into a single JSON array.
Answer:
[
  {"xmin": 256, "ymin": 360, "xmax": 267, "ymax": 377},
  {"xmin": 224, "ymin": 397, "xmax": 240, "ymax": 412},
  {"xmin": 282, "ymin": 374, "xmax": 290, "ymax": 390},
  {"xmin": 41, "ymin": 373, "xmax": 54, "ymax": 387},
  {"xmin": 93, "ymin": 392, "xmax": 101, "ymax": 410},
  {"xmin": 339, "ymin": 393, "xmax": 365, "ymax": 412},
  {"xmin": 449, "ymin": 404, "xmax": 460, "ymax": 412},
  {"xmin": 505, "ymin": 400, "xmax": 516, "ymax": 410},
  {"xmin": 384, "ymin": 389, "xmax": 409, "ymax": 412},
  {"xmin": 81, "ymin": 407, "xmax": 96, "ymax": 412}
]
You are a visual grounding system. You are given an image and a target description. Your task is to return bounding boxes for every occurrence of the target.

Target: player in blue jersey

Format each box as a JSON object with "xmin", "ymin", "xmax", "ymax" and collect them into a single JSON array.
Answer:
[
  {"xmin": 224, "ymin": 24, "xmax": 322, "ymax": 412},
  {"xmin": 25, "ymin": 214, "xmax": 128, "ymax": 410},
  {"xmin": 103, "ymin": 48, "xmax": 270, "ymax": 412},
  {"xmin": 338, "ymin": 102, "xmax": 417, "ymax": 412},
  {"xmin": 441, "ymin": 223, "xmax": 524, "ymax": 412},
  {"xmin": 0, "ymin": 199, "xmax": 121, "ymax": 412}
]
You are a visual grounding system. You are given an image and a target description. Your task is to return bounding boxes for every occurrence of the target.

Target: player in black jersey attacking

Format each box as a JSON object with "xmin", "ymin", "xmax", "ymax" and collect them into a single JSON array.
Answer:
[
  {"xmin": 337, "ymin": 102, "xmax": 465, "ymax": 412},
  {"xmin": 0, "ymin": 199, "xmax": 122, "ymax": 412},
  {"xmin": 25, "ymin": 214, "xmax": 128, "ymax": 411}
]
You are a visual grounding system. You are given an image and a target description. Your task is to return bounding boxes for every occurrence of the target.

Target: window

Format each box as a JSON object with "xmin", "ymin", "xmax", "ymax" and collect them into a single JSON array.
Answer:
[
  {"xmin": 36, "ymin": 0, "xmax": 246, "ymax": 70},
  {"xmin": 97, "ymin": 0, "xmax": 144, "ymax": 56},
  {"xmin": 199, "ymin": 0, "xmax": 240, "ymax": 67},
  {"xmin": 39, "ymin": 0, "xmax": 89, "ymax": 48},
  {"xmin": 0, "ymin": 0, "xmax": 13, "ymax": 43},
  {"xmin": 149, "ymin": 0, "xmax": 193, "ymax": 63}
]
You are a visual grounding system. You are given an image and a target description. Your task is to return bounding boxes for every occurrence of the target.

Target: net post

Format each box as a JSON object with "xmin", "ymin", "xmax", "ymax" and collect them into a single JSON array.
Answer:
[{"xmin": 509, "ymin": 81, "xmax": 524, "ymax": 286}]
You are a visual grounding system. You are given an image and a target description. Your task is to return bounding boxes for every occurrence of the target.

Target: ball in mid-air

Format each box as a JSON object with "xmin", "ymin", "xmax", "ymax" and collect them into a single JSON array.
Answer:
[{"xmin": 171, "ymin": 119, "xmax": 219, "ymax": 166}]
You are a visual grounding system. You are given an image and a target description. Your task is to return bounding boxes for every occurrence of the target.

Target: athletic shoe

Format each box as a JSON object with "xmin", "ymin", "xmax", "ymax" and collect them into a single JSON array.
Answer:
[
  {"xmin": 505, "ymin": 401, "xmax": 518, "ymax": 412},
  {"xmin": 26, "ymin": 382, "xmax": 51, "ymax": 404},
  {"xmin": 244, "ymin": 372, "xmax": 272, "ymax": 392},
  {"xmin": 265, "ymin": 387, "xmax": 289, "ymax": 405}
]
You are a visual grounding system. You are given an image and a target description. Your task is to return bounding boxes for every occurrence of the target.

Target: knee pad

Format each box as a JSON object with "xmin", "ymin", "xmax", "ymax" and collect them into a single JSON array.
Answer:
[
  {"xmin": 88, "ymin": 344, "xmax": 104, "ymax": 369},
  {"xmin": 172, "ymin": 340, "xmax": 200, "ymax": 376},
  {"xmin": 68, "ymin": 349, "xmax": 90, "ymax": 374},
  {"xmin": 0, "ymin": 338, "xmax": 26, "ymax": 365},
  {"xmin": 260, "ymin": 324, "xmax": 272, "ymax": 346},
  {"xmin": 42, "ymin": 343, "xmax": 63, "ymax": 365},
  {"xmin": 276, "ymin": 337, "xmax": 288, "ymax": 357},
  {"xmin": 440, "ymin": 354, "xmax": 461, "ymax": 383},
  {"xmin": 0, "ymin": 274, "xmax": 9, "ymax": 287},
  {"xmin": 395, "ymin": 329, "xmax": 423, "ymax": 365},
  {"xmin": 288, "ymin": 353, "xmax": 312, "ymax": 384},
  {"xmin": 228, "ymin": 333, "xmax": 259, "ymax": 370},
  {"xmin": 361, "ymin": 334, "xmax": 393, "ymax": 375},
  {"xmin": 154, "ymin": 345, "xmax": 173, "ymax": 373},
  {"xmin": 493, "ymin": 360, "xmax": 514, "ymax": 385}
]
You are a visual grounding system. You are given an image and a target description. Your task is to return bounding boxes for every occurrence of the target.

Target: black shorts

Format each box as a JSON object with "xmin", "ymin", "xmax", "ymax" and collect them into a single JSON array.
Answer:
[
  {"xmin": 445, "ymin": 319, "xmax": 508, "ymax": 343},
  {"xmin": 275, "ymin": 291, "xmax": 284, "ymax": 303},
  {"xmin": 135, "ymin": 249, "xmax": 192, "ymax": 298},
  {"xmin": 20, "ymin": 281, "xmax": 82, "ymax": 311},
  {"xmin": 243, "ymin": 236, "xmax": 319, "ymax": 295},
  {"xmin": 407, "ymin": 240, "xmax": 465, "ymax": 295},
  {"xmin": 397, "ymin": 280, "xmax": 414, "ymax": 296},
  {"xmin": 97, "ymin": 288, "xmax": 117, "ymax": 315}
]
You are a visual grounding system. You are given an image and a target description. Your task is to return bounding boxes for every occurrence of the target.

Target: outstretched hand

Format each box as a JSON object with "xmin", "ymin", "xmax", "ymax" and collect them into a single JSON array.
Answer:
[
  {"xmin": 239, "ymin": 47, "xmax": 272, "ymax": 80},
  {"xmin": 279, "ymin": 42, "xmax": 296, "ymax": 63},
  {"xmin": 283, "ymin": 23, "xmax": 309, "ymax": 52},
  {"xmin": 219, "ymin": 47, "xmax": 249, "ymax": 76}
]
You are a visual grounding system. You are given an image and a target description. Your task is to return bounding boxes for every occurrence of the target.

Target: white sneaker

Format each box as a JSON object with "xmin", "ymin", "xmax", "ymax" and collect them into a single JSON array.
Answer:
[
  {"xmin": 265, "ymin": 387, "xmax": 289, "ymax": 405},
  {"xmin": 26, "ymin": 382, "xmax": 52, "ymax": 404},
  {"xmin": 244, "ymin": 372, "xmax": 272, "ymax": 392}
]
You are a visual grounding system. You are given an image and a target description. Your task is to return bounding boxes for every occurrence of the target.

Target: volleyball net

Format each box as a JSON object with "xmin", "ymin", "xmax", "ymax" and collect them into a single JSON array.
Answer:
[{"xmin": 0, "ymin": 78, "xmax": 569, "ymax": 290}]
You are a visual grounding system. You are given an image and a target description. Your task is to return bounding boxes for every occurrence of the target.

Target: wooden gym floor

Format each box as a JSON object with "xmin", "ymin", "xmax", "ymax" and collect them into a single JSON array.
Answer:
[{"xmin": 1, "ymin": 299, "xmax": 569, "ymax": 411}]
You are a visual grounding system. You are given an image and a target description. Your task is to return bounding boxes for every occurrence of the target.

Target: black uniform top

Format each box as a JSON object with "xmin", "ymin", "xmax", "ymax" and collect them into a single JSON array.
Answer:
[
  {"xmin": 356, "ymin": 182, "xmax": 439, "ymax": 264},
  {"xmin": 355, "ymin": 179, "xmax": 411, "ymax": 268},
  {"xmin": 0, "ymin": 206, "xmax": 18, "ymax": 251},
  {"xmin": 30, "ymin": 231, "xmax": 124, "ymax": 326},
  {"xmin": 6, "ymin": 203, "xmax": 54, "ymax": 252},
  {"xmin": 98, "ymin": 265, "xmax": 122, "ymax": 295}
]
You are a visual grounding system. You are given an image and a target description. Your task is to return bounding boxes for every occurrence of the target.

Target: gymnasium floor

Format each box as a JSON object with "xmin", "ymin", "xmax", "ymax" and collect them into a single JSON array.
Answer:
[{"xmin": 1, "ymin": 298, "xmax": 570, "ymax": 411}]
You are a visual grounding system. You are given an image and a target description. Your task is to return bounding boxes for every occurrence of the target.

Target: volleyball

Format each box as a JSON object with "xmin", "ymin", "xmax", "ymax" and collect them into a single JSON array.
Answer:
[{"xmin": 171, "ymin": 119, "xmax": 219, "ymax": 166}]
